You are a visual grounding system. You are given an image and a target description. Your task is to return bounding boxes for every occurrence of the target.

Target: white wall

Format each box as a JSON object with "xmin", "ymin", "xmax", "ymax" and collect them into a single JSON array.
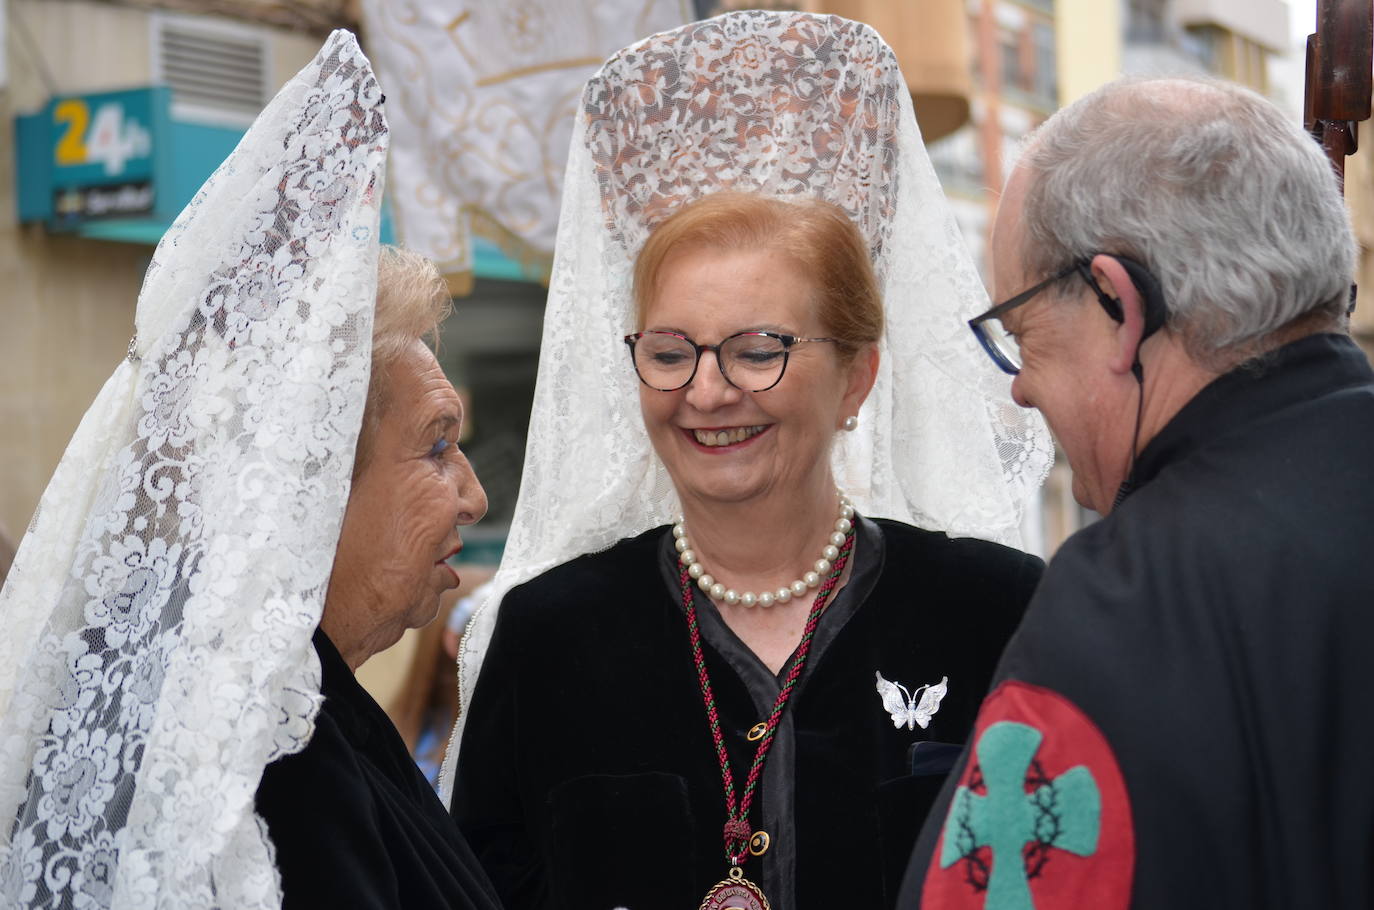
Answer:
[{"xmin": 1172, "ymin": 0, "xmax": 1288, "ymax": 51}]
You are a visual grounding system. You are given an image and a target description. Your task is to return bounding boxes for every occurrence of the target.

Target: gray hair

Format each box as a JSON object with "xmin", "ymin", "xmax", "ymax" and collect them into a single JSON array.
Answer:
[
  {"xmin": 354, "ymin": 245, "xmax": 453, "ymax": 479},
  {"xmin": 1019, "ymin": 76, "xmax": 1355, "ymax": 361}
]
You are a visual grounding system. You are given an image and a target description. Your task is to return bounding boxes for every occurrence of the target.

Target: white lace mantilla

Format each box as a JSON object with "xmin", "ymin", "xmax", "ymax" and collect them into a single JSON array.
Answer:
[
  {"xmin": 0, "ymin": 31, "xmax": 387, "ymax": 909},
  {"xmin": 442, "ymin": 11, "xmax": 1054, "ymax": 801}
]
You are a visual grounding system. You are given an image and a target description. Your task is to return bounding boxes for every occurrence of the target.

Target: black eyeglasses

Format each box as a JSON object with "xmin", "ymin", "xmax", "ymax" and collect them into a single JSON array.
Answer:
[
  {"xmin": 968, "ymin": 260, "xmax": 1120, "ymax": 375},
  {"xmin": 623, "ymin": 330, "xmax": 838, "ymax": 392}
]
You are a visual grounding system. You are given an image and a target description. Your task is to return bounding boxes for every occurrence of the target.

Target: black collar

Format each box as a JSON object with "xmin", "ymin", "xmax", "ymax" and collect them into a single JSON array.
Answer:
[
  {"xmin": 311, "ymin": 627, "xmax": 373, "ymax": 742},
  {"xmin": 1119, "ymin": 333, "xmax": 1373, "ymax": 503}
]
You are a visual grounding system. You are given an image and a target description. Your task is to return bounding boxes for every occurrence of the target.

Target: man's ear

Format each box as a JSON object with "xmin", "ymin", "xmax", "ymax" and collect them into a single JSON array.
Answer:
[{"xmin": 1091, "ymin": 253, "xmax": 1146, "ymax": 377}]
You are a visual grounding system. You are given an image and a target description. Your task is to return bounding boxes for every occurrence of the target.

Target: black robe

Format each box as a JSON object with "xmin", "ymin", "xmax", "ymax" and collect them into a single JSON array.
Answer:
[
  {"xmin": 452, "ymin": 518, "xmax": 1042, "ymax": 910},
  {"xmin": 899, "ymin": 333, "xmax": 1374, "ymax": 909},
  {"xmin": 256, "ymin": 630, "xmax": 503, "ymax": 910}
]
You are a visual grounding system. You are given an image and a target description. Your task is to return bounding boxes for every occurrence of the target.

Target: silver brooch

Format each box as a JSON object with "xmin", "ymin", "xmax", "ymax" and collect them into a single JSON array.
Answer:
[{"xmin": 875, "ymin": 672, "xmax": 948, "ymax": 730}]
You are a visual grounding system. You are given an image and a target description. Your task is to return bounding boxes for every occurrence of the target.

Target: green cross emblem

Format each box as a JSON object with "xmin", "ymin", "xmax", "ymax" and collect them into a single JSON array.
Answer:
[{"xmin": 939, "ymin": 721, "xmax": 1101, "ymax": 910}]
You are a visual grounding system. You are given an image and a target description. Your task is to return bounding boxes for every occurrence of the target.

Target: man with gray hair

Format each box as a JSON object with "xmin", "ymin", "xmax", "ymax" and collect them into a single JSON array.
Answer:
[{"xmin": 899, "ymin": 77, "xmax": 1374, "ymax": 909}]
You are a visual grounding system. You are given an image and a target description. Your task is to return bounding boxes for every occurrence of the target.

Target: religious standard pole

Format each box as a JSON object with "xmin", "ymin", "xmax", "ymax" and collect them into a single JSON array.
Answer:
[{"xmin": 1304, "ymin": 0, "xmax": 1373, "ymax": 188}]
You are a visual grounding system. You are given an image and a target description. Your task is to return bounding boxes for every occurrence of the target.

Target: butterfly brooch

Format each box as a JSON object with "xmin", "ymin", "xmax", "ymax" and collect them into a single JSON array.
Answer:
[{"xmin": 875, "ymin": 672, "xmax": 948, "ymax": 731}]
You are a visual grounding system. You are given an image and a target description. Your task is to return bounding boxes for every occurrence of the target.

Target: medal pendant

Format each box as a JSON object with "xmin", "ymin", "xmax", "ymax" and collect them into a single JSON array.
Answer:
[{"xmin": 698, "ymin": 866, "xmax": 770, "ymax": 910}]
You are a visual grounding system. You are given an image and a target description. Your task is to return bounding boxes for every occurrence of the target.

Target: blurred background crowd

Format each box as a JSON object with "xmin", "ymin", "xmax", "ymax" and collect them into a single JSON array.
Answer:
[{"xmin": 1, "ymin": 0, "xmax": 1370, "ymax": 778}]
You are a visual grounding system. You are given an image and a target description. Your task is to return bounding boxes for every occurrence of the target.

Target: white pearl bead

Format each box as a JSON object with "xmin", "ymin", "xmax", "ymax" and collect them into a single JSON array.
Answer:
[{"xmin": 679, "ymin": 505, "xmax": 857, "ymax": 611}]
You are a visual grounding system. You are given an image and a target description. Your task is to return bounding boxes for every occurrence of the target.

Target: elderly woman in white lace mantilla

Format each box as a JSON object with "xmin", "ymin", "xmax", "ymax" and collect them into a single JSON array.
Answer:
[
  {"xmin": 446, "ymin": 13, "xmax": 1052, "ymax": 910},
  {"xmin": 0, "ymin": 33, "xmax": 500, "ymax": 910}
]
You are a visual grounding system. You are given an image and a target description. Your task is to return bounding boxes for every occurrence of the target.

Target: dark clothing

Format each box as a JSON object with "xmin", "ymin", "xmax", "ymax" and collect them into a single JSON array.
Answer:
[
  {"xmin": 256, "ymin": 630, "xmax": 503, "ymax": 910},
  {"xmin": 453, "ymin": 518, "xmax": 1043, "ymax": 910},
  {"xmin": 900, "ymin": 333, "xmax": 1374, "ymax": 909}
]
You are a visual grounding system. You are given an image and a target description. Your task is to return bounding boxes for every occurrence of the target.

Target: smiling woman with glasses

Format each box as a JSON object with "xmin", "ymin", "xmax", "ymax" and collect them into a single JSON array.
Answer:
[
  {"xmin": 449, "ymin": 14, "xmax": 1049, "ymax": 910},
  {"xmin": 454, "ymin": 184, "xmax": 1046, "ymax": 910}
]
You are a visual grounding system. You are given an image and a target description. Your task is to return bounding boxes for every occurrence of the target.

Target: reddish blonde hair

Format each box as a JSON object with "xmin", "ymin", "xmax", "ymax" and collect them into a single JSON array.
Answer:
[{"xmin": 632, "ymin": 193, "xmax": 883, "ymax": 359}]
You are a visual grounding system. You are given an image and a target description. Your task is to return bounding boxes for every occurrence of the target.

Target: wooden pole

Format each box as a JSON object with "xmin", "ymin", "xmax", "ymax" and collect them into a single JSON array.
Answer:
[{"xmin": 1304, "ymin": 0, "xmax": 1373, "ymax": 188}]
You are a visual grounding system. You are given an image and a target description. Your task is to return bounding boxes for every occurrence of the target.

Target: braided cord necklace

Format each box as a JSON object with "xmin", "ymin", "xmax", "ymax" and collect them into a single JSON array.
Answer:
[{"xmin": 681, "ymin": 524, "xmax": 856, "ymax": 910}]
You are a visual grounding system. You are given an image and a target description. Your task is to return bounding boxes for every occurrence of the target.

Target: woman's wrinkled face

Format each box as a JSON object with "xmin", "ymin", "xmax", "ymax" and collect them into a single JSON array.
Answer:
[
  {"xmin": 330, "ymin": 339, "xmax": 487, "ymax": 639},
  {"xmin": 637, "ymin": 246, "xmax": 871, "ymax": 510}
]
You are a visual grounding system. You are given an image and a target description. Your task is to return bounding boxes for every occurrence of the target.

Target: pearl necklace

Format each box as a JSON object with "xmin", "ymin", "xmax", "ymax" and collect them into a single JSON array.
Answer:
[{"xmin": 673, "ymin": 494, "xmax": 855, "ymax": 608}]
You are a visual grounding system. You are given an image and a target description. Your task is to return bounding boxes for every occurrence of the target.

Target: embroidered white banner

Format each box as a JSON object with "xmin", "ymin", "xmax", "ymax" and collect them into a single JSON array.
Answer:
[{"xmin": 360, "ymin": 0, "xmax": 694, "ymax": 285}]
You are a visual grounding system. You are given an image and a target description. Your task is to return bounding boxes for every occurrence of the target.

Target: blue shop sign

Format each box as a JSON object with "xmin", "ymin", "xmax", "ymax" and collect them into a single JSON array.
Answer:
[
  {"xmin": 16, "ymin": 87, "xmax": 173, "ymax": 231},
  {"xmin": 13, "ymin": 87, "xmax": 503, "ymax": 274}
]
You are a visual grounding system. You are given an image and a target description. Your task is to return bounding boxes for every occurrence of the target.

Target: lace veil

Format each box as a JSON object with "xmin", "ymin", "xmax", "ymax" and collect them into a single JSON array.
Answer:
[
  {"xmin": 0, "ymin": 32, "xmax": 387, "ymax": 908},
  {"xmin": 440, "ymin": 11, "xmax": 1052, "ymax": 800}
]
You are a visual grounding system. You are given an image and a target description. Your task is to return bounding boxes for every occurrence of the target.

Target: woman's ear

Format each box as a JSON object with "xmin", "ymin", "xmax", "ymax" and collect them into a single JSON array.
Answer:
[{"xmin": 840, "ymin": 343, "xmax": 880, "ymax": 424}]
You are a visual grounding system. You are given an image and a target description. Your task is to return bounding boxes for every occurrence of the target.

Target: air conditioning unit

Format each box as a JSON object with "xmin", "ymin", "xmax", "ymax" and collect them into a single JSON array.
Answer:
[{"xmin": 151, "ymin": 13, "xmax": 270, "ymax": 127}]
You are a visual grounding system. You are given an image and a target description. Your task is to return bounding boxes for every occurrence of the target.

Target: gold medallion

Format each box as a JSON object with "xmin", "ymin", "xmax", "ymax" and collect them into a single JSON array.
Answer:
[{"xmin": 698, "ymin": 866, "xmax": 770, "ymax": 910}]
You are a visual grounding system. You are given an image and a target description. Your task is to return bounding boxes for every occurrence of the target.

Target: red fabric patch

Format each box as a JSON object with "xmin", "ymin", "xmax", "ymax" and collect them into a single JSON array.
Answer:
[{"xmin": 922, "ymin": 680, "xmax": 1133, "ymax": 910}]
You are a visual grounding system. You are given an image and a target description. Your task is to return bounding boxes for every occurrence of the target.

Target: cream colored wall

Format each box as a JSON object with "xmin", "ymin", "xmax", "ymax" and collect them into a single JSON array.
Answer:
[
  {"xmin": 9, "ymin": 0, "xmax": 151, "ymax": 108},
  {"xmin": 0, "ymin": 2, "xmax": 149, "ymax": 540},
  {"xmin": 1053, "ymin": 0, "xmax": 1121, "ymax": 105},
  {"xmin": 1347, "ymin": 121, "xmax": 1374, "ymax": 361},
  {"xmin": 272, "ymin": 28, "xmax": 326, "ymax": 87},
  {"xmin": 0, "ymin": 0, "xmax": 329, "ymax": 540}
]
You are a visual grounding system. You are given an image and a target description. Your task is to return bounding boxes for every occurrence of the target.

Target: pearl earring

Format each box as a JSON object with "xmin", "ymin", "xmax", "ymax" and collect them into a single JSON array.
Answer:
[{"xmin": 842, "ymin": 415, "xmax": 858, "ymax": 432}]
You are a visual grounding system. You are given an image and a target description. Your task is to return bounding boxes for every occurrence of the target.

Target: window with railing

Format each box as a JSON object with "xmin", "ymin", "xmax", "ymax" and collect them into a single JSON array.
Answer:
[
  {"xmin": 1000, "ymin": 31, "xmax": 1022, "ymax": 93},
  {"xmin": 1032, "ymin": 21, "xmax": 1057, "ymax": 104},
  {"xmin": 1180, "ymin": 24, "xmax": 1221, "ymax": 70},
  {"xmin": 928, "ymin": 125, "xmax": 985, "ymax": 195},
  {"xmin": 998, "ymin": 21, "xmax": 1058, "ymax": 112},
  {"xmin": 1126, "ymin": 0, "xmax": 1168, "ymax": 43}
]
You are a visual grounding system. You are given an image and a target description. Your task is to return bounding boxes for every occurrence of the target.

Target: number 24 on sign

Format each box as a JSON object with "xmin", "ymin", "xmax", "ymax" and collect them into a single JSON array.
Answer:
[{"xmin": 54, "ymin": 99, "xmax": 152, "ymax": 177}]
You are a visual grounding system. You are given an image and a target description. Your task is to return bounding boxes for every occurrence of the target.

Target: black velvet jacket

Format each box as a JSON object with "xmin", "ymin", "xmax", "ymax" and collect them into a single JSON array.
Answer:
[
  {"xmin": 256, "ymin": 630, "xmax": 503, "ymax": 910},
  {"xmin": 453, "ymin": 519, "xmax": 1042, "ymax": 910}
]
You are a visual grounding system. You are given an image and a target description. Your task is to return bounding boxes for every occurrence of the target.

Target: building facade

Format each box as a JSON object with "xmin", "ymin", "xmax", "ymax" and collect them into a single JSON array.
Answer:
[
  {"xmin": 6, "ymin": 0, "xmax": 1364, "ymax": 564},
  {"xmin": 926, "ymin": 0, "xmax": 1311, "ymax": 552},
  {"xmin": 1, "ymin": 0, "xmax": 343, "ymax": 549}
]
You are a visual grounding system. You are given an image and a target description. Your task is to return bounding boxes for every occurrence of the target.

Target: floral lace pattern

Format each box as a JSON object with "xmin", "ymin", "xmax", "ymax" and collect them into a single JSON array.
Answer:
[
  {"xmin": 442, "ymin": 11, "xmax": 1053, "ymax": 801},
  {"xmin": 0, "ymin": 31, "xmax": 387, "ymax": 909},
  {"xmin": 586, "ymin": 14, "xmax": 900, "ymax": 263}
]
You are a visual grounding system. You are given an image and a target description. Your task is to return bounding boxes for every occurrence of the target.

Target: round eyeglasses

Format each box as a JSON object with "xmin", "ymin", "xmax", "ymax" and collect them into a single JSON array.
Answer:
[{"xmin": 623, "ymin": 330, "xmax": 838, "ymax": 392}]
